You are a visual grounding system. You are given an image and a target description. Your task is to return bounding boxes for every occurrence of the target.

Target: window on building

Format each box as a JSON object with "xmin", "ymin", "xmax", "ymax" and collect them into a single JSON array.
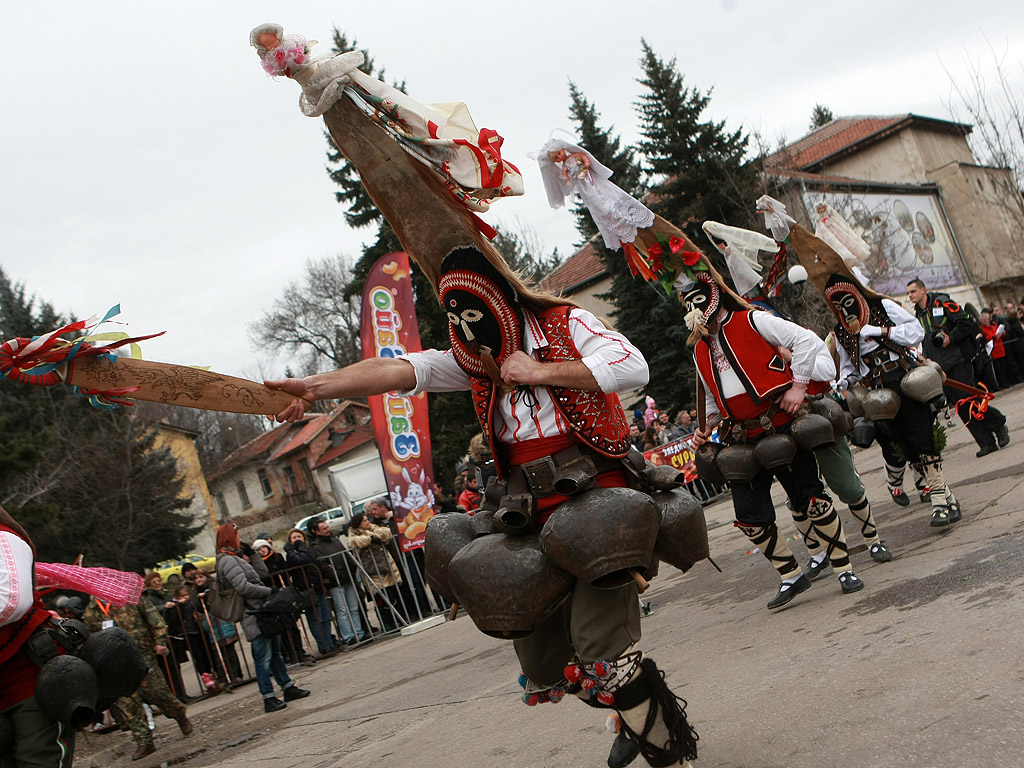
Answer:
[
  {"xmin": 237, "ymin": 480, "xmax": 251, "ymax": 510},
  {"xmin": 284, "ymin": 465, "xmax": 297, "ymax": 491},
  {"xmin": 257, "ymin": 468, "xmax": 272, "ymax": 497},
  {"xmin": 215, "ymin": 492, "xmax": 229, "ymax": 520}
]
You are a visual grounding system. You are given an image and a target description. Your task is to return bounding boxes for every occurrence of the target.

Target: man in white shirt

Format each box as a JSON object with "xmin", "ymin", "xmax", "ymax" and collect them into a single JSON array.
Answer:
[
  {"xmin": 269, "ymin": 246, "xmax": 699, "ymax": 768},
  {"xmin": 683, "ymin": 271, "xmax": 864, "ymax": 610}
]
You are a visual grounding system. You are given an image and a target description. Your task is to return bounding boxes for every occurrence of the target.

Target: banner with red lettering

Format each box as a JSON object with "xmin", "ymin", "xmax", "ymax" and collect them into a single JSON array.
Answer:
[
  {"xmin": 643, "ymin": 435, "xmax": 699, "ymax": 483},
  {"xmin": 360, "ymin": 252, "xmax": 437, "ymax": 552}
]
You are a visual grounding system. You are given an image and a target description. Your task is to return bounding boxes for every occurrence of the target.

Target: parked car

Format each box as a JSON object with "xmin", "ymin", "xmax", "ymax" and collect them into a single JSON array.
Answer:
[
  {"xmin": 153, "ymin": 553, "xmax": 218, "ymax": 586},
  {"xmin": 295, "ymin": 506, "xmax": 350, "ymax": 536}
]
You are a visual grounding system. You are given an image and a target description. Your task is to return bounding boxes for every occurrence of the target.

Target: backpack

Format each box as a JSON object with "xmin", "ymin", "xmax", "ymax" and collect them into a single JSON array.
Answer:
[
  {"xmin": 253, "ymin": 586, "xmax": 303, "ymax": 637},
  {"xmin": 208, "ymin": 558, "xmax": 246, "ymax": 623}
]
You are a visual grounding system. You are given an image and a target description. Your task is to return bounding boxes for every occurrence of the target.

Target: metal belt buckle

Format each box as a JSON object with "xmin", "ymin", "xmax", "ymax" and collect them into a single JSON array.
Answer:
[{"xmin": 521, "ymin": 455, "xmax": 557, "ymax": 496}]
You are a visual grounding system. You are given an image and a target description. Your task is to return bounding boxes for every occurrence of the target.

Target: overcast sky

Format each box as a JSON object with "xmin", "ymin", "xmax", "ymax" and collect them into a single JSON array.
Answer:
[{"xmin": 3, "ymin": 1, "xmax": 1023, "ymax": 382}]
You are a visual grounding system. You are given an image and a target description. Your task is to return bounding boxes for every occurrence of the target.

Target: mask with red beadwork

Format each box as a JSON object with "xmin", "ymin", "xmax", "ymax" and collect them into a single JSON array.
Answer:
[{"xmin": 439, "ymin": 247, "xmax": 525, "ymax": 379}]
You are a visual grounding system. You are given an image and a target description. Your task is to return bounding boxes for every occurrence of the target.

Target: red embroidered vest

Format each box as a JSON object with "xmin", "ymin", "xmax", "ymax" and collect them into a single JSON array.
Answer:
[
  {"xmin": 469, "ymin": 306, "xmax": 632, "ymax": 475},
  {"xmin": 696, "ymin": 311, "xmax": 825, "ymax": 423}
]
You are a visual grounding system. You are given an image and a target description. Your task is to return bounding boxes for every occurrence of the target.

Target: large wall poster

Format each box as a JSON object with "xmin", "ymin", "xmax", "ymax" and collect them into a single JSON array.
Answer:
[{"xmin": 801, "ymin": 190, "xmax": 966, "ymax": 296}]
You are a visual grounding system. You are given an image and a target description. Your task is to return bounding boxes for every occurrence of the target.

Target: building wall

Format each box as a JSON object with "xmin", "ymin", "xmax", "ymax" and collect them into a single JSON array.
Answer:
[
  {"xmin": 566, "ymin": 276, "xmax": 616, "ymax": 325},
  {"xmin": 153, "ymin": 427, "xmax": 217, "ymax": 555},
  {"xmin": 926, "ymin": 163, "xmax": 1024, "ymax": 296},
  {"xmin": 208, "ymin": 464, "xmax": 267, "ymax": 522}
]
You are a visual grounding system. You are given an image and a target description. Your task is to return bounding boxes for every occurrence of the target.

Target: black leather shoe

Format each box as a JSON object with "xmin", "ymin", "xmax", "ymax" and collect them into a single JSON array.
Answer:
[
  {"xmin": 868, "ymin": 542, "xmax": 894, "ymax": 562},
  {"xmin": 804, "ymin": 556, "xmax": 832, "ymax": 581},
  {"xmin": 838, "ymin": 571, "xmax": 865, "ymax": 594},
  {"xmin": 283, "ymin": 686, "xmax": 310, "ymax": 701},
  {"xmin": 767, "ymin": 574, "xmax": 812, "ymax": 610},
  {"xmin": 263, "ymin": 697, "xmax": 287, "ymax": 713},
  {"xmin": 607, "ymin": 731, "xmax": 640, "ymax": 768},
  {"xmin": 997, "ymin": 426, "xmax": 1010, "ymax": 448},
  {"xmin": 930, "ymin": 498, "xmax": 963, "ymax": 527},
  {"xmin": 976, "ymin": 444, "xmax": 998, "ymax": 457},
  {"xmin": 888, "ymin": 487, "xmax": 910, "ymax": 506}
]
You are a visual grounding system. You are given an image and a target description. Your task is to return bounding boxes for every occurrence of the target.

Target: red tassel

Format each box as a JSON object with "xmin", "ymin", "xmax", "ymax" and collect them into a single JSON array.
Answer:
[
  {"xmin": 597, "ymin": 691, "xmax": 615, "ymax": 706},
  {"xmin": 564, "ymin": 665, "xmax": 581, "ymax": 683}
]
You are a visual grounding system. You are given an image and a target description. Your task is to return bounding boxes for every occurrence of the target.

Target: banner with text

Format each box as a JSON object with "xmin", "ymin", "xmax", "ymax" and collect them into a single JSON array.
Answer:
[
  {"xmin": 360, "ymin": 252, "xmax": 437, "ymax": 552},
  {"xmin": 643, "ymin": 435, "xmax": 699, "ymax": 483}
]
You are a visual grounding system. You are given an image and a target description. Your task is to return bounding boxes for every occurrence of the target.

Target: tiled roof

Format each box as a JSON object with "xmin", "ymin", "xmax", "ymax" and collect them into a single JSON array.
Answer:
[
  {"xmin": 270, "ymin": 401, "xmax": 366, "ymax": 461},
  {"xmin": 767, "ymin": 114, "xmax": 970, "ymax": 172},
  {"xmin": 313, "ymin": 427, "xmax": 375, "ymax": 469},
  {"xmin": 541, "ymin": 240, "xmax": 606, "ymax": 295},
  {"xmin": 206, "ymin": 421, "xmax": 305, "ymax": 482}
]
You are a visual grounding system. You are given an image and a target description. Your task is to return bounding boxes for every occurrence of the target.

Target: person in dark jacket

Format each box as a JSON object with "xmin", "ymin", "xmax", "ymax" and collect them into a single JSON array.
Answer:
[
  {"xmin": 310, "ymin": 520, "xmax": 367, "ymax": 645},
  {"xmin": 285, "ymin": 529, "xmax": 337, "ymax": 655},
  {"xmin": 908, "ymin": 279, "xmax": 1010, "ymax": 457},
  {"xmin": 254, "ymin": 538, "xmax": 308, "ymax": 664},
  {"xmin": 214, "ymin": 524, "xmax": 310, "ymax": 713}
]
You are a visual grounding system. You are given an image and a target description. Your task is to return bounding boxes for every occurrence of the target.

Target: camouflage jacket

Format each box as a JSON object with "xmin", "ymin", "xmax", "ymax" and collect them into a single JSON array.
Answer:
[{"xmin": 81, "ymin": 596, "xmax": 167, "ymax": 655}]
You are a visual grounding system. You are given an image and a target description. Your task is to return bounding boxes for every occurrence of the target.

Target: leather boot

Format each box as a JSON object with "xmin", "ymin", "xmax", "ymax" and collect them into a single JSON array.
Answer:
[{"xmin": 132, "ymin": 742, "xmax": 156, "ymax": 761}]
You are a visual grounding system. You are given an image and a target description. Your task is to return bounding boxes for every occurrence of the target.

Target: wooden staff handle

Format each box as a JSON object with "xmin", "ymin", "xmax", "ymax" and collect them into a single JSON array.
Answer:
[
  {"xmin": 630, "ymin": 569, "xmax": 649, "ymax": 594},
  {"xmin": 447, "ymin": 603, "xmax": 459, "ymax": 621}
]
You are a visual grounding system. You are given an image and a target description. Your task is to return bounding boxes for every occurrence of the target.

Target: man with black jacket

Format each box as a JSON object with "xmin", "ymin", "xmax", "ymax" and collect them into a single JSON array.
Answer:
[
  {"xmin": 908, "ymin": 279, "xmax": 1010, "ymax": 457},
  {"xmin": 311, "ymin": 520, "xmax": 367, "ymax": 646}
]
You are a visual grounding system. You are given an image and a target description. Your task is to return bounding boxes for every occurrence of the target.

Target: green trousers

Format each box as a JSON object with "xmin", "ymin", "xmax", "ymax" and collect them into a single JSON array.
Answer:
[{"xmin": 0, "ymin": 697, "xmax": 75, "ymax": 768}]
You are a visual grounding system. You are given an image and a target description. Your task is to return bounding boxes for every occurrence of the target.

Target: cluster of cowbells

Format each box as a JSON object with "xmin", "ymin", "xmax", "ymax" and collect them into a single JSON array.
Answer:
[{"xmin": 423, "ymin": 468, "xmax": 710, "ymax": 639}]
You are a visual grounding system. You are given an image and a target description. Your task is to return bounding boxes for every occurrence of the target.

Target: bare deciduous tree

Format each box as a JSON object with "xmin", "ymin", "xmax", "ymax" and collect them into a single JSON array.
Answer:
[{"xmin": 249, "ymin": 254, "xmax": 364, "ymax": 373}]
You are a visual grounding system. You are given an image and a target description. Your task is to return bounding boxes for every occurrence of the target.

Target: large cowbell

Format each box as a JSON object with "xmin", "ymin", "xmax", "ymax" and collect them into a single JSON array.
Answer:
[{"xmin": 438, "ymin": 247, "xmax": 525, "ymax": 378}]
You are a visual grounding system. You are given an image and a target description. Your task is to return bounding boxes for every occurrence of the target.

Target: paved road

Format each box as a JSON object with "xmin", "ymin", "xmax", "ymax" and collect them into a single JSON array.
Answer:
[{"xmin": 77, "ymin": 387, "xmax": 1024, "ymax": 768}]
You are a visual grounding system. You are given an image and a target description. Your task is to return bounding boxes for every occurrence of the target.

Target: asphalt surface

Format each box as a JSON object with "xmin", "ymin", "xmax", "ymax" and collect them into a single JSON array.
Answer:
[{"xmin": 75, "ymin": 386, "xmax": 1024, "ymax": 768}]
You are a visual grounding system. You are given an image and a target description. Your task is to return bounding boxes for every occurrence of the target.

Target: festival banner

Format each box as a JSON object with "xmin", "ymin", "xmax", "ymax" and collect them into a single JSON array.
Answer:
[
  {"xmin": 360, "ymin": 252, "xmax": 437, "ymax": 552},
  {"xmin": 643, "ymin": 435, "xmax": 700, "ymax": 484}
]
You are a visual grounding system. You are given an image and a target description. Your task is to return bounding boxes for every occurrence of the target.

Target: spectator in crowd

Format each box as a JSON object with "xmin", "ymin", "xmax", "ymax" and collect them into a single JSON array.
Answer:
[
  {"xmin": 980, "ymin": 309, "xmax": 1020, "ymax": 388},
  {"xmin": 452, "ymin": 463, "xmax": 470, "ymax": 499},
  {"xmin": 81, "ymin": 586, "xmax": 194, "ymax": 759},
  {"xmin": 365, "ymin": 499, "xmax": 432, "ymax": 619},
  {"xmin": 674, "ymin": 411, "xmax": 695, "ymax": 438},
  {"xmin": 629, "ymin": 422, "xmax": 644, "ymax": 451},
  {"xmin": 433, "ymin": 480, "xmax": 460, "ymax": 513},
  {"xmin": 215, "ymin": 523, "xmax": 310, "ymax": 713},
  {"xmin": 643, "ymin": 395, "xmax": 658, "ymax": 426},
  {"xmin": 656, "ymin": 411, "xmax": 674, "ymax": 445},
  {"xmin": 194, "ymin": 588, "xmax": 244, "ymax": 687},
  {"xmin": 166, "ymin": 578, "xmax": 218, "ymax": 693},
  {"xmin": 162, "ymin": 586, "xmax": 197, "ymax": 699},
  {"xmin": 285, "ymin": 529, "xmax": 337, "ymax": 656},
  {"xmin": 1002, "ymin": 304, "xmax": 1024, "ymax": 374},
  {"xmin": 309, "ymin": 521, "xmax": 368, "ymax": 646},
  {"xmin": 181, "ymin": 563, "xmax": 200, "ymax": 598},
  {"xmin": 254, "ymin": 536, "xmax": 310, "ymax": 665},
  {"xmin": 641, "ymin": 425, "xmax": 659, "ymax": 452},
  {"xmin": 142, "ymin": 572, "xmax": 169, "ymax": 616},
  {"xmin": 348, "ymin": 512, "xmax": 404, "ymax": 632},
  {"xmin": 909, "ymin": 279, "xmax": 1009, "ymax": 458},
  {"xmin": 456, "ymin": 473, "xmax": 481, "ymax": 511}
]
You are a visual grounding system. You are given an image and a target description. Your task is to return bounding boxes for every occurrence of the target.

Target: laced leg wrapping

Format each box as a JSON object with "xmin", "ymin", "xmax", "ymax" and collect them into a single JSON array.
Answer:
[
  {"xmin": 790, "ymin": 506, "xmax": 821, "ymax": 554},
  {"xmin": 848, "ymin": 493, "xmax": 879, "ymax": 545},
  {"xmin": 885, "ymin": 461, "xmax": 906, "ymax": 491},
  {"xmin": 735, "ymin": 522, "xmax": 799, "ymax": 580},
  {"xmin": 918, "ymin": 455, "xmax": 949, "ymax": 506},
  {"xmin": 806, "ymin": 497, "xmax": 851, "ymax": 570},
  {"xmin": 611, "ymin": 658, "xmax": 699, "ymax": 767}
]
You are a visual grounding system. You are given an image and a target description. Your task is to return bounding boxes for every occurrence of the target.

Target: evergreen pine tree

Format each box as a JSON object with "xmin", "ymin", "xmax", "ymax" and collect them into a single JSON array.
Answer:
[
  {"xmin": 636, "ymin": 40, "xmax": 762, "ymax": 242},
  {"xmin": 566, "ymin": 83, "xmax": 696, "ymax": 414},
  {"xmin": 322, "ymin": 29, "xmax": 483, "ymax": 479},
  {"xmin": 809, "ymin": 104, "xmax": 835, "ymax": 130}
]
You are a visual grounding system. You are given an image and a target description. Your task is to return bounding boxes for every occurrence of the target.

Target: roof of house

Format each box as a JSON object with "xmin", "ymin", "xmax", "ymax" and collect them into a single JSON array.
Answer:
[
  {"xmin": 206, "ymin": 421, "xmax": 305, "ymax": 482},
  {"xmin": 270, "ymin": 401, "xmax": 367, "ymax": 461},
  {"xmin": 312, "ymin": 427, "xmax": 375, "ymax": 469},
  {"xmin": 767, "ymin": 114, "xmax": 971, "ymax": 172},
  {"xmin": 541, "ymin": 240, "xmax": 607, "ymax": 296}
]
